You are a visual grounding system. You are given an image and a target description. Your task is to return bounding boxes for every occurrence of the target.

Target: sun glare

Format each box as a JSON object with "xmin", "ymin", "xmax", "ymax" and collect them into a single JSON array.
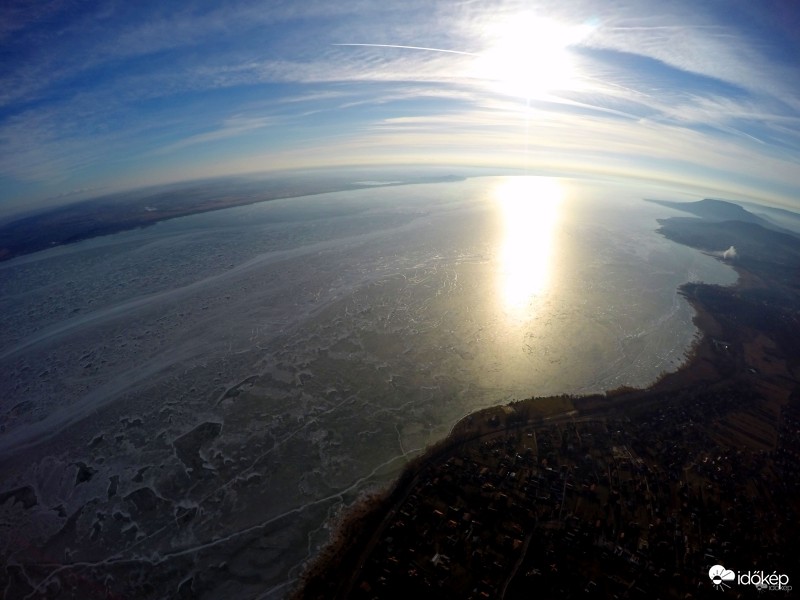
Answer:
[
  {"xmin": 475, "ymin": 14, "xmax": 593, "ymax": 99},
  {"xmin": 496, "ymin": 177, "xmax": 564, "ymax": 314}
]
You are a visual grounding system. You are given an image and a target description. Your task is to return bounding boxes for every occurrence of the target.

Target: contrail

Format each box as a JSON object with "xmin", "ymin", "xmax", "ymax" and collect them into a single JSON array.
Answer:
[{"xmin": 333, "ymin": 43, "xmax": 478, "ymax": 57}]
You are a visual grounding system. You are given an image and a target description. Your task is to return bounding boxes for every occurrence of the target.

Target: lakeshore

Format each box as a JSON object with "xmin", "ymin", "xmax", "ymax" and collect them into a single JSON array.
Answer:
[
  {"xmin": 294, "ymin": 209, "xmax": 800, "ymax": 599},
  {"xmin": 0, "ymin": 173, "xmax": 463, "ymax": 263}
]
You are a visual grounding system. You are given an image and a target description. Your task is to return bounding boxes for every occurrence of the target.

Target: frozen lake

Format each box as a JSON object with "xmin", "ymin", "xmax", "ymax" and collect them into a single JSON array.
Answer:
[{"xmin": 0, "ymin": 176, "xmax": 736, "ymax": 598}]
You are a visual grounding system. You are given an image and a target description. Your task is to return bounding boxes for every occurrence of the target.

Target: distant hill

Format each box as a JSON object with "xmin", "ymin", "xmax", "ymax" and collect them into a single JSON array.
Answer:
[
  {"xmin": 646, "ymin": 198, "xmax": 796, "ymax": 236},
  {"xmin": 740, "ymin": 201, "xmax": 800, "ymax": 236},
  {"xmin": 743, "ymin": 201, "xmax": 800, "ymax": 224}
]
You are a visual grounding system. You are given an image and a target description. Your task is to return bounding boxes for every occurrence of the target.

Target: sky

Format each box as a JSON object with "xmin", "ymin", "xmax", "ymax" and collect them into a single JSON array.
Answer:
[{"xmin": 1, "ymin": 0, "xmax": 799, "ymax": 216}]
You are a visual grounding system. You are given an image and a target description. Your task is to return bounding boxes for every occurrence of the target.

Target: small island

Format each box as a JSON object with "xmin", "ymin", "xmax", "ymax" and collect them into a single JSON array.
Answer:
[{"xmin": 294, "ymin": 200, "xmax": 800, "ymax": 599}]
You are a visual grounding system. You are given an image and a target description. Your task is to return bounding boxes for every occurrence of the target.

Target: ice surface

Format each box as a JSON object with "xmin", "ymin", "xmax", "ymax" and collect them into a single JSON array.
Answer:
[{"xmin": 0, "ymin": 177, "xmax": 735, "ymax": 598}]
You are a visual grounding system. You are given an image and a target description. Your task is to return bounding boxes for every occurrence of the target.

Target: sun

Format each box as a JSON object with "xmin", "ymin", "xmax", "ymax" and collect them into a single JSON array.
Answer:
[{"xmin": 474, "ymin": 13, "xmax": 594, "ymax": 100}]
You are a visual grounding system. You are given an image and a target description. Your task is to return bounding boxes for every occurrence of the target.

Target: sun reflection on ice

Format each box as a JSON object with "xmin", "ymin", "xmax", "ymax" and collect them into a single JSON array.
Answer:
[{"xmin": 495, "ymin": 177, "xmax": 563, "ymax": 314}]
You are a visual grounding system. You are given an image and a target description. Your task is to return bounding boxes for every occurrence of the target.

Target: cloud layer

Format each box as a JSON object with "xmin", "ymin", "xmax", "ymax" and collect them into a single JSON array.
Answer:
[{"xmin": 1, "ymin": 0, "xmax": 799, "ymax": 213}]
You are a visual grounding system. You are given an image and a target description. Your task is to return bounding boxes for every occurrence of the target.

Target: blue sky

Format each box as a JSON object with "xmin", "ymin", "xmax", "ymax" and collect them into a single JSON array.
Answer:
[{"xmin": 1, "ymin": 0, "xmax": 799, "ymax": 216}]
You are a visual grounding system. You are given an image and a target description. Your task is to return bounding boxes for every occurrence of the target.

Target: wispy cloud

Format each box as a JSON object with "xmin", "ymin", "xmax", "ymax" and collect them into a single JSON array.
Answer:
[
  {"xmin": 155, "ymin": 115, "xmax": 280, "ymax": 154},
  {"xmin": 1, "ymin": 0, "xmax": 799, "ymax": 211}
]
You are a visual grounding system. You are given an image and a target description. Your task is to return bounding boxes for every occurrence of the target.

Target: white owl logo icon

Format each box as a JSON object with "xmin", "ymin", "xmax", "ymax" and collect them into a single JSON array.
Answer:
[{"xmin": 709, "ymin": 564, "xmax": 735, "ymax": 590}]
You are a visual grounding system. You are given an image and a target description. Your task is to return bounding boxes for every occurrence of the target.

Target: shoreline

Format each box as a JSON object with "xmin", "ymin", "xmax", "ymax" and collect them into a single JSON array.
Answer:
[
  {"xmin": 291, "ymin": 221, "xmax": 800, "ymax": 598},
  {"xmin": 0, "ymin": 174, "xmax": 464, "ymax": 263},
  {"xmin": 289, "ymin": 286, "xmax": 725, "ymax": 599}
]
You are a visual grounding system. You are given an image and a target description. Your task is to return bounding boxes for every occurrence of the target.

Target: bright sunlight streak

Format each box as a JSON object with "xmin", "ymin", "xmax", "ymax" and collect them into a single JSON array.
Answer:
[
  {"xmin": 475, "ymin": 14, "xmax": 594, "ymax": 99},
  {"xmin": 496, "ymin": 177, "xmax": 564, "ymax": 313}
]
